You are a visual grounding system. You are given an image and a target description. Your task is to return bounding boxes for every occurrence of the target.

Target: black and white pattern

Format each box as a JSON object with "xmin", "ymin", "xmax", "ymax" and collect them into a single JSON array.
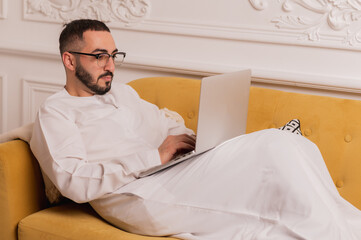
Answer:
[{"xmin": 278, "ymin": 119, "xmax": 302, "ymax": 135}]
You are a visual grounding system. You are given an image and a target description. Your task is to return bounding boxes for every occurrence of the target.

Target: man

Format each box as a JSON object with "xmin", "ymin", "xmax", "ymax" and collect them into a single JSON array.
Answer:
[{"xmin": 30, "ymin": 19, "xmax": 361, "ymax": 239}]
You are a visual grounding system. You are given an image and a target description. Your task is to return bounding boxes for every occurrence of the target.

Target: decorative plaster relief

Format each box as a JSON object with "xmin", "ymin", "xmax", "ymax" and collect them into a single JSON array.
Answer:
[
  {"xmin": 24, "ymin": 0, "xmax": 150, "ymax": 25},
  {"xmin": 249, "ymin": 0, "xmax": 361, "ymax": 45},
  {"xmin": 0, "ymin": 0, "xmax": 7, "ymax": 19},
  {"xmin": 249, "ymin": 0, "xmax": 268, "ymax": 11}
]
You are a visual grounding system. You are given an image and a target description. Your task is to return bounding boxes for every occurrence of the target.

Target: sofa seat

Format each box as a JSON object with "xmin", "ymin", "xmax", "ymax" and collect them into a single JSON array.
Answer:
[{"xmin": 18, "ymin": 202, "xmax": 178, "ymax": 240}]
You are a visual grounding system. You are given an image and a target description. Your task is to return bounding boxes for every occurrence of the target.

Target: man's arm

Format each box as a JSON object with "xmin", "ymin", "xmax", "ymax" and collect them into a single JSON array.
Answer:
[
  {"xmin": 123, "ymin": 84, "xmax": 196, "ymax": 163},
  {"xmin": 30, "ymin": 108, "xmax": 161, "ymax": 203}
]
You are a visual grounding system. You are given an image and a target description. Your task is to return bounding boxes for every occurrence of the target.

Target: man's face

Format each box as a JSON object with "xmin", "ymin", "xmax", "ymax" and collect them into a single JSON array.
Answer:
[
  {"xmin": 75, "ymin": 58, "xmax": 113, "ymax": 95},
  {"xmin": 74, "ymin": 30, "xmax": 117, "ymax": 95}
]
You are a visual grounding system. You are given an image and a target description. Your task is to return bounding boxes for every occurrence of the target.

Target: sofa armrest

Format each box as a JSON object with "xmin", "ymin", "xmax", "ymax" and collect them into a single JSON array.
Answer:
[{"xmin": 0, "ymin": 140, "xmax": 48, "ymax": 240}]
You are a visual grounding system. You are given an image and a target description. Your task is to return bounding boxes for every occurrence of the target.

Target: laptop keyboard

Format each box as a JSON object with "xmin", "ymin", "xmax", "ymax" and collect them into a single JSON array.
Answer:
[{"xmin": 172, "ymin": 150, "xmax": 195, "ymax": 161}]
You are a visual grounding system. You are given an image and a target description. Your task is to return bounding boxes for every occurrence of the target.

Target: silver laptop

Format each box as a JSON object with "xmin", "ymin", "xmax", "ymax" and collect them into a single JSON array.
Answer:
[{"xmin": 139, "ymin": 69, "xmax": 251, "ymax": 177}]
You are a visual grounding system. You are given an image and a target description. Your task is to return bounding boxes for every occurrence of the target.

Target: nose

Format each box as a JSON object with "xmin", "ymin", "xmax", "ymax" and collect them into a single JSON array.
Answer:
[{"xmin": 104, "ymin": 57, "xmax": 115, "ymax": 73}]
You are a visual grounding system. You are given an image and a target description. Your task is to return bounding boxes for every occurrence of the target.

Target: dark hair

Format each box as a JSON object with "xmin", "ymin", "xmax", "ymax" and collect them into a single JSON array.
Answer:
[{"xmin": 59, "ymin": 19, "xmax": 110, "ymax": 55}]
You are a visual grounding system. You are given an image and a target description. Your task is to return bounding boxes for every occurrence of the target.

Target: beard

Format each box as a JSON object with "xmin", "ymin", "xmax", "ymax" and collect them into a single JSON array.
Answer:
[{"xmin": 75, "ymin": 63, "xmax": 113, "ymax": 95}]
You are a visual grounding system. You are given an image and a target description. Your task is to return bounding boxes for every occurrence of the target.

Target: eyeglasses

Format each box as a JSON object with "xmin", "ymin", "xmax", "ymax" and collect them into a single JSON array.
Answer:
[{"xmin": 68, "ymin": 51, "xmax": 126, "ymax": 67}]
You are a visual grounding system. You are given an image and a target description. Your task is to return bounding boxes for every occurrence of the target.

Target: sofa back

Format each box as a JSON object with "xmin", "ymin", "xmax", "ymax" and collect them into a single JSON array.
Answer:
[
  {"xmin": 129, "ymin": 77, "xmax": 201, "ymax": 132},
  {"xmin": 129, "ymin": 77, "xmax": 361, "ymax": 211}
]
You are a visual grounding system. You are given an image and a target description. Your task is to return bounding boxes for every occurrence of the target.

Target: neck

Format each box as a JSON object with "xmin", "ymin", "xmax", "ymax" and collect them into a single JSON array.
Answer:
[{"xmin": 65, "ymin": 78, "xmax": 94, "ymax": 97}]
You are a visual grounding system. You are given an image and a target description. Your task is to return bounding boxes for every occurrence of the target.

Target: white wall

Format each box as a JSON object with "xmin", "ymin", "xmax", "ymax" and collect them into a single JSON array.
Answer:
[{"xmin": 1, "ymin": 0, "xmax": 361, "ymax": 133}]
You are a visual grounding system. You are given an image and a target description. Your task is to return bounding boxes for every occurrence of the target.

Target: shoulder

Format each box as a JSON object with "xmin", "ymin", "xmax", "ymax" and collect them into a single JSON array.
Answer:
[
  {"xmin": 39, "ymin": 89, "xmax": 76, "ymax": 119},
  {"xmin": 41, "ymin": 89, "xmax": 68, "ymax": 109},
  {"xmin": 44, "ymin": 88, "xmax": 68, "ymax": 101}
]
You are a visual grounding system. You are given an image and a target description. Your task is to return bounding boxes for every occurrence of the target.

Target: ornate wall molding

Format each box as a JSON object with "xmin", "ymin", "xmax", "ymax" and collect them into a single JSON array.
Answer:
[
  {"xmin": 0, "ymin": 0, "xmax": 7, "ymax": 19},
  {"xmin": 249, "ymin": 0, "xmax": 361, "ymax": 46},
  {"xmin": 23, "ymin": 0, "xmax": 151, "ymax": 26},
  {"xmin": 117, "ymin": 18, "xmax": 361, "ymax": 51},
  {"xmin": 0, "ymin": 42, "xmax": 357, "ymax": 99},
  {"xmin": 0, "ymin": 74, "xmax": 7, "ymax": 133},
  {"xmin": 122, "ymin": 54, "xmax": 361, "ymax": 97},
  {"xmin": 22, "ymin": 78, "xmax": 63, "ymax": 124},
  {"xmin": 21, "ymin": 0, "xmax": 361, "ymax": 48}
]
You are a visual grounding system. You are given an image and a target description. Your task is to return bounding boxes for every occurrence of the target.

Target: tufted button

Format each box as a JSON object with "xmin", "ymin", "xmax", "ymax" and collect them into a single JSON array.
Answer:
[
  {"xmin": 336, "ymin": 180, "xmax": 344, "ymax": 188},
  {"xmin": 304, "ymin": 129, "xmax": 312, "ymax": 137},
  {"xmin": 187, "ymin": 111, "xmax": 195, "ymax": 119},
  {"xmin": 268, "ymin": 123, "xmax": 276, "ymax": 129},
  {"xmin": 344, "ymin": 134, "xmax": 352, "ymax": 143}
]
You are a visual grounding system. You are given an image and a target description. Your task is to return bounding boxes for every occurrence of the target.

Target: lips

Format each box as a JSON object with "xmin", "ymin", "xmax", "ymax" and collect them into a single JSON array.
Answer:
[
  {"xmin": 102, "ymin": 76, "xmax": 112, "ymax": 81},
  {"xmin": 98, "ymin": 72, "xmax": 113, "ymax": 82}
]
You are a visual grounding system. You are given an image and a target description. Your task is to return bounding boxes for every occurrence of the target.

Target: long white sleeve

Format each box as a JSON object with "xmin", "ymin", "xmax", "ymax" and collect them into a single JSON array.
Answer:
[{"xmin": 30, "ymin": 83, "xmax": 192, "ymax": 203}]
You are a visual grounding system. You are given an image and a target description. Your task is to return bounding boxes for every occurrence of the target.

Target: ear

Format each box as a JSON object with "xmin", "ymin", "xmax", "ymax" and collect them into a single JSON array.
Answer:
[{"xmin": 62, "ymin": 52, "xmax": 76, "ymax": 71}]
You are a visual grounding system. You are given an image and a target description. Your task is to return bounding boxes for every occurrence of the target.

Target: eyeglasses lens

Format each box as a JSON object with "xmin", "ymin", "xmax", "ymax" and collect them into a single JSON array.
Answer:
[{"xmin": 97, "ymin": 53, "xmax": 125, "ymax": 67}]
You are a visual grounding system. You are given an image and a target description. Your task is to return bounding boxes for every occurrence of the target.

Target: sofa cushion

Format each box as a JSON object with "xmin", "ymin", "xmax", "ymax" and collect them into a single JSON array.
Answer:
[{"xmin": 18, "ymin": 203, "xmax": 178, "ymax": 240}]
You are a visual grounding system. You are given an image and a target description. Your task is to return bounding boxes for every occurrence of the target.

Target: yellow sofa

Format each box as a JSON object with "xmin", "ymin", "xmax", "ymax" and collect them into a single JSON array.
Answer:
[{"xmin": 1, "ymin": 76, "xmax": 361, "ymax": 240}]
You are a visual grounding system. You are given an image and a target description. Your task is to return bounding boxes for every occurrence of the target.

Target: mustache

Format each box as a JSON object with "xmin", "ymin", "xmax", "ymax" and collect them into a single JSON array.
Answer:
[{"xmin": 98, "ymin": 71, "xmax": 113, "ymax": 80}]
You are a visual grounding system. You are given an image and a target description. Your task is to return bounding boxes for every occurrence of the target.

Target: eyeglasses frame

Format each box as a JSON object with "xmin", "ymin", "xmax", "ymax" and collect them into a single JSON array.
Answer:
[{"xmin": 68, "ymin": 51, "xmax": 126, "ymax": 67}]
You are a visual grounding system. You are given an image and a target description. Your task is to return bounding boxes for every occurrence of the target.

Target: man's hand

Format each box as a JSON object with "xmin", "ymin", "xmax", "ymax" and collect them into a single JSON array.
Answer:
[{"xmin": 158, "ymin": 134, "xmax": 196, "ymax": 164}]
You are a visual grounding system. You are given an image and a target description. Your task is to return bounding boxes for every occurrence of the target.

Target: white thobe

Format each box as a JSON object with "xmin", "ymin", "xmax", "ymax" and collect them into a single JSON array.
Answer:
[
  {"xmin": 30, "ymin": 83, "xmax": 193, "ymax": 203},
  {"xmin": 30, "ymin": 83, "xmax": 361, "ymax": 240}
]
